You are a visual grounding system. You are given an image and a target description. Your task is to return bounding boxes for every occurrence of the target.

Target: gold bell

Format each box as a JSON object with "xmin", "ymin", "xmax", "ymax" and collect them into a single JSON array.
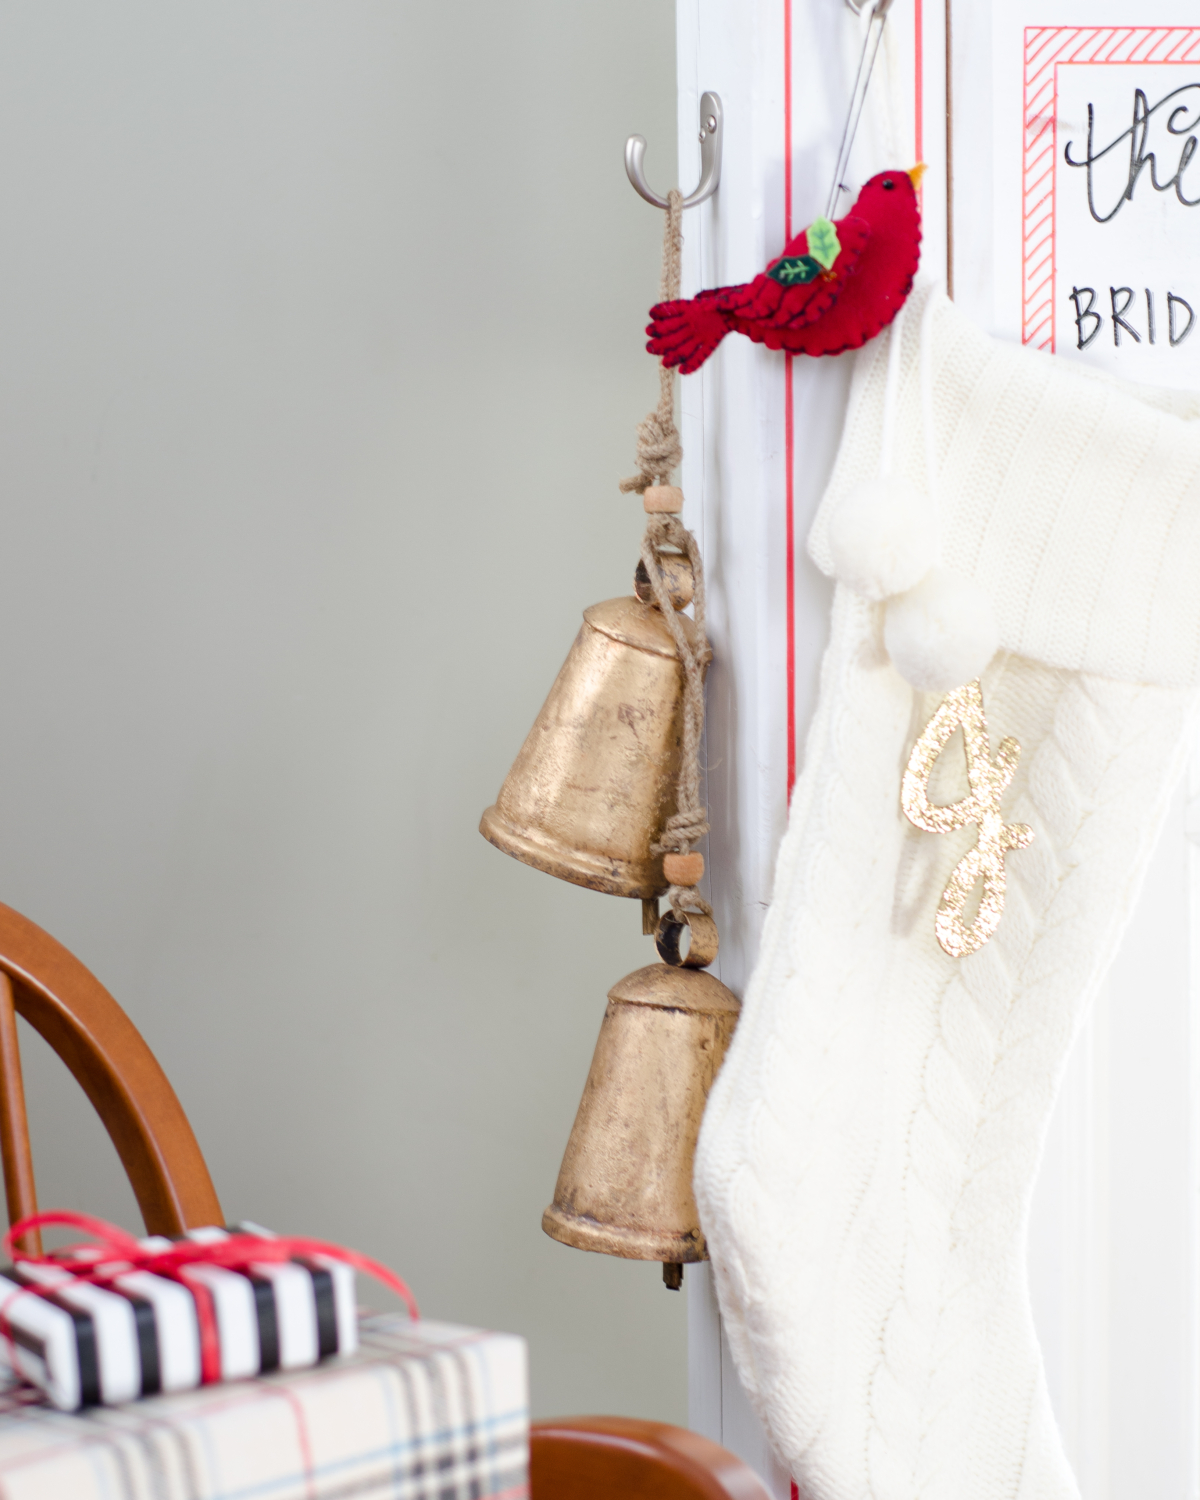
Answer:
[
  {"xmin": 542, "ymin": 917, "xmax": 739, "ymax": 1286},
  {"xmin": 479, "ymin": 558, "xmax": 710, "ymax": 899}
]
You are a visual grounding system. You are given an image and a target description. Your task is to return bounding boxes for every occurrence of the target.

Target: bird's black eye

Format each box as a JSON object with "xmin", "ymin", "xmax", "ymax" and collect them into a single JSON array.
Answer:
[{"xmin": 882, "ymin": 177, "xmax": 895, "ymax": 189}]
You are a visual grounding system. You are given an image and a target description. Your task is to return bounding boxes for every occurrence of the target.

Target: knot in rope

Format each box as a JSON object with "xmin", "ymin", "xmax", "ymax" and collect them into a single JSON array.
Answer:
[
  {"xmin": 618, "ymin": 407, "xmax": 683, "ymax": 494},
  {"xmin": 664, "ymin": 883, "xmax": 713, "ymax": 922}
]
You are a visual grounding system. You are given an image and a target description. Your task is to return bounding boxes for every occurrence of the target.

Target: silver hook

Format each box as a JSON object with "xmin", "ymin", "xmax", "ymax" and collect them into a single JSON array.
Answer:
[
  {"xmin": 625, "ymin": 92, "xmax": 723, "ymax": 211},
  {"xmin": 826, "ymin": 0, "xmax": 894, "ymax": 220}
]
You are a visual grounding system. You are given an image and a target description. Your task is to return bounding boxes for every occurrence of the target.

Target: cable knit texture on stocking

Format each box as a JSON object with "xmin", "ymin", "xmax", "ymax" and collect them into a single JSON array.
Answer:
[{"xmin": 694, "ymin": 286, "xmax": 1200, "ymax": 1500}]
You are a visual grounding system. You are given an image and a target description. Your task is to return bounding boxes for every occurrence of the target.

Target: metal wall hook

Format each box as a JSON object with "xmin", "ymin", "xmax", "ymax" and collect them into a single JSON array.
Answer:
[
  {"xmin": 827, "ymin": 0, "xmax": 893, "ymax": 218},
  {"xmin": 625, "ymin": 92, "xmax": 722, "ymax": 211}
]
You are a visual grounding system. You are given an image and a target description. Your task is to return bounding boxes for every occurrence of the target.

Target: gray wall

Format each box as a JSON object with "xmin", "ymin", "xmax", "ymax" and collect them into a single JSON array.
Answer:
[{"xmin": 0, "ymin": 1, "xmax": 683, "ymax": 1422}]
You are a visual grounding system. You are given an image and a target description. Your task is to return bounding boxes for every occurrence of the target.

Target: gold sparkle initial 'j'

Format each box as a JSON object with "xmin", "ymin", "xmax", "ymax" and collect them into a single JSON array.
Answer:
[{"xmin": 901, "ymin": 679, "xmax": 1034, "ymax": 959}]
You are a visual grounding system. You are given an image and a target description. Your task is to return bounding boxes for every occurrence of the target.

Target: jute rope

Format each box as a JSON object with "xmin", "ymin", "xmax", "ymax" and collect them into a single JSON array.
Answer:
[
  {"xmin": 622, "ymin": 190, "xmax": 711, "ymax": 923},
  {"xmin": 619, "ymin": 191, "xmax": 684, "ymax": 496},
  {"xmin": 640, "ymin": 516, "xmax": 711, "ymax": 921}
]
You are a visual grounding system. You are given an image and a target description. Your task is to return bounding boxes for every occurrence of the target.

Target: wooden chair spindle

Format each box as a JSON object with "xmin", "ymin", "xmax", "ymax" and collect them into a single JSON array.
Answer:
[{"xmin": 0, "ymin": 973, "xmax": 39, "ymax": 1256}]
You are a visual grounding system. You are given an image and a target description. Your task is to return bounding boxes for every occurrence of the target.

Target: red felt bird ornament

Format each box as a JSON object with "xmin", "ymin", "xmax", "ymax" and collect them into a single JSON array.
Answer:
[{"xmin": 647, "ymin": 166, "xmax": 925, "ymax": 374}]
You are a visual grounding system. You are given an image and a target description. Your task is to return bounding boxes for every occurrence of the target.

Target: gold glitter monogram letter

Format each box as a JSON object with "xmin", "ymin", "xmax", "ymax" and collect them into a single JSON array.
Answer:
[{"xmin": 901, "ymin": 679, "xmax": 1034, "ymax": 958}]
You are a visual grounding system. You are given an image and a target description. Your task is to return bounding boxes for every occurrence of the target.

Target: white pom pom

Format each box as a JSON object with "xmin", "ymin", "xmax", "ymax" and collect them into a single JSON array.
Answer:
[
  {"xmin": 827, "ymin": 477, "xmax": 939, "ymax": 601},
  {"xmin": 883, "ymin": 567, "xmax": 999, "ymax": 691}
]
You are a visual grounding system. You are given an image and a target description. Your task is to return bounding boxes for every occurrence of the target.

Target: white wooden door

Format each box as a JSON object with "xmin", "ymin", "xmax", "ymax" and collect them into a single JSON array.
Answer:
[{"xmin": 682, "ymin": 2, "xmax": 1200, "ymax": 1493}]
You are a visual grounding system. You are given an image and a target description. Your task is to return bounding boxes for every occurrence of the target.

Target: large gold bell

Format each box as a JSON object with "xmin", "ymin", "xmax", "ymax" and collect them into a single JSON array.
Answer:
[
  {"xmin": 480, "ymin": 585, "xmax": 710, "ymax": 899},
  {"xmin": 542, "ymin": 959, "xmax": 739, "ymax": 1271}
]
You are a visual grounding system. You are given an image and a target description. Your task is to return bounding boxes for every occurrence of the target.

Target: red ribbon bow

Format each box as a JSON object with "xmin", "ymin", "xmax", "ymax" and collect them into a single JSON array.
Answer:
[{"xmin": 1, "ymin": 1210, "xmax": 418, "ymax": 1386}]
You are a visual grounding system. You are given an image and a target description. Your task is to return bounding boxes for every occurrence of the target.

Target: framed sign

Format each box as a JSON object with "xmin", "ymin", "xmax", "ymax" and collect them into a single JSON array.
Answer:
[
  {"xmin": 964, "ymin": 2, "xmax": 1200, "ymax": 388},
  {"xmin": 1023, "ymin": 27, "xmax": 1200, "ymax": 369}
]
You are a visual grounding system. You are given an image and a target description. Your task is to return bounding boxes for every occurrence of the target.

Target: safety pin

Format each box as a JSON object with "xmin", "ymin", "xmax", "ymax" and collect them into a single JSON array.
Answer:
[
  {"xmin": 625, "ymin": 92, "xmax": 722, "ymax": 211},
  {"xmin": 827, "ymin": 0, "xmax": 896, "ymax": 218}
]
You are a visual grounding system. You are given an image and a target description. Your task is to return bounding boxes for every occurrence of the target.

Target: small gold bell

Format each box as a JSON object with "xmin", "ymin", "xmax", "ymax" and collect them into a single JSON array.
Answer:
[
  {"xmin": 480, "ymin": 560, "xmax": 710, "ymax": 900},
  {"xmin": 542, "ymin": 945, "xmax": 739, "ymax": 1276}
]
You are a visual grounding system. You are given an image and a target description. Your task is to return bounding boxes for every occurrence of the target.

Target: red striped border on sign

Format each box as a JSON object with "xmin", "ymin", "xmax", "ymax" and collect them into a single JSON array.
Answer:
[{"xmin": 1022, "ymin": 25, "xmax": 1200, "ymax": 352}]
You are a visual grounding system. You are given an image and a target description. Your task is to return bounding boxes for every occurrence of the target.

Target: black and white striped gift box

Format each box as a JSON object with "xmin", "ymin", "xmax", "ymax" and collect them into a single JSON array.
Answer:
[{"xmin": 0, "ymin": 1225, "xmax": 357, "ymax": 1410}]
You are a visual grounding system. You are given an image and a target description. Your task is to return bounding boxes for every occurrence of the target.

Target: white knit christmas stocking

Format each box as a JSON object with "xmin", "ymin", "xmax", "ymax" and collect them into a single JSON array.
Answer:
[{"xmin": 695, "ymin": 286, "xmax": 1200, "ymax": 1500}]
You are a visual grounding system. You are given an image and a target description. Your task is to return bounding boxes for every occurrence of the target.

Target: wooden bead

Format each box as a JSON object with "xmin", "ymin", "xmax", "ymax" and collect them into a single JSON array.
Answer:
[
  {"xmin": 644, "ymin": 485, "xmax": 684, "ymax": 514},
  {"xmin": 663, "ymin": 852, "xmax": 705, "ymax": 886}
]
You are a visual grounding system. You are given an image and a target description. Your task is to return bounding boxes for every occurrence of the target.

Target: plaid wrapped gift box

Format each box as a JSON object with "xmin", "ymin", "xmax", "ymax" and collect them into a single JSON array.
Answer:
[{"xmin": 0, "ymin": 1315, "xmax": 528, "ymax": 1500}]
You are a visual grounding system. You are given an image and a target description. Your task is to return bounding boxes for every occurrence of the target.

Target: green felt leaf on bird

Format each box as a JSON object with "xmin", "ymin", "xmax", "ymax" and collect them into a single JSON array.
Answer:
[
  {"xmin": 768, "ymin": 255, "xmax": 822, "ymax": 287},
  {"xmin": 806, "ymin": 217, "xmax": 841, "ymax": 270}
]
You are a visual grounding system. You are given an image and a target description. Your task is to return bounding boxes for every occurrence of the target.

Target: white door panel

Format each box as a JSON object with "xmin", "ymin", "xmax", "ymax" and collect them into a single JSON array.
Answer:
[{"xmin": 684, "ymin": 1, "xmax": 1200, "ymax": 1492}]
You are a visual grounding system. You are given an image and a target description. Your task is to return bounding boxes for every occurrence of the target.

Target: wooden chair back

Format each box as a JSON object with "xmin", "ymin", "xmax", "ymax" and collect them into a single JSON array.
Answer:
[
  {"xmin": 0, "ymin": 909, "xmax": 770, "ymax": 1500},
  {"xmin": 531, "ymin": 1417, "xmax": 773, "ymax": 1500},
  {"xmin": 0, "ymin": 902, "xmax": 221, "ymax": 1253}
]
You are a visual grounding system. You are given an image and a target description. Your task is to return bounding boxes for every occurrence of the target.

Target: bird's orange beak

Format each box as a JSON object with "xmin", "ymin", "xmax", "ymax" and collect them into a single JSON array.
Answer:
[{"xmin": 908, "ymin": 162, "xmax": 928, "ymax": 190}]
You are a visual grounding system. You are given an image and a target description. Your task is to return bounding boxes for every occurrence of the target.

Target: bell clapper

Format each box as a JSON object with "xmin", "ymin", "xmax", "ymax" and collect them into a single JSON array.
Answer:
[
  {"xmin": 663, "ymin": 1263, "xmax": 684, "ymax": 1291},
  {"xmin": 635, "ymin": 551, "xmax": 694, "ymax": 610},
  {"xmin": 654, "ymin": 906, "xmax": 719, "ymax": 969},
  {"xmin": 642, "ymin": 898, "xmax": 660, "ymax": 935}
]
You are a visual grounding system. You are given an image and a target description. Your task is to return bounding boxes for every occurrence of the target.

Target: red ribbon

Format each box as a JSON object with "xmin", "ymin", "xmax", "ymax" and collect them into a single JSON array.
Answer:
[{"xmin": 2, "ymin": 1210, "xmax": 419, "ymax": 1387}]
